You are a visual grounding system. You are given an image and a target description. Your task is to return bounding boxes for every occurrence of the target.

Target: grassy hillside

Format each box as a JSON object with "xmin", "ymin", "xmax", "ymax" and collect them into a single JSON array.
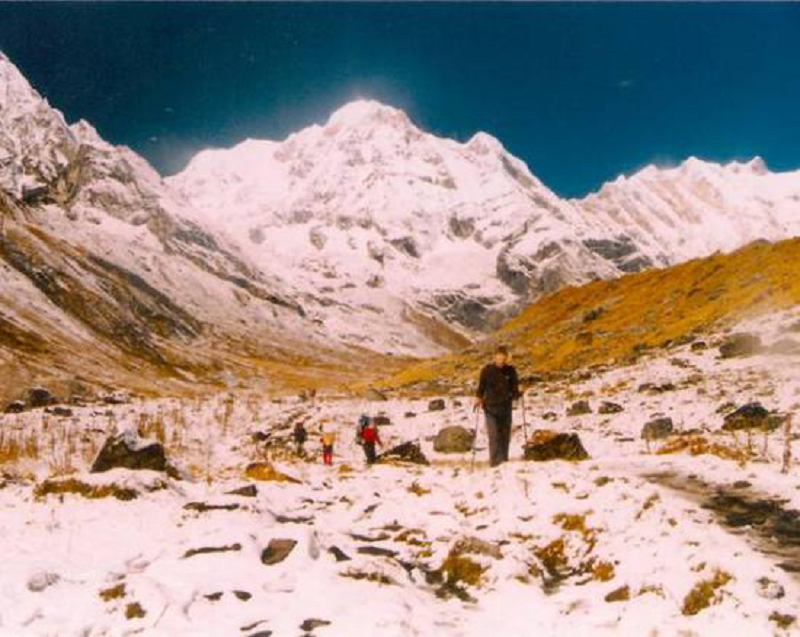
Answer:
[{"xmin": 383, "ymin": 237, "xmax": 800, "ymax": 392}]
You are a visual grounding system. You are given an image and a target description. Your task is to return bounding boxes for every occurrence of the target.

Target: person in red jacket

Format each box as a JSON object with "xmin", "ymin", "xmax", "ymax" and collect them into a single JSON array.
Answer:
[{"xmin": 360, "ymin": 417, "xmax": 383, "ymax": 465}]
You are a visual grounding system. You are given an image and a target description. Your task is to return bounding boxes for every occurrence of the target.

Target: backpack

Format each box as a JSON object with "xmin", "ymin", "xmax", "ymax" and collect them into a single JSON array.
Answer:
[{"xmin": 356, "ymin": 415, "xmax": 369, "ymax": 445}]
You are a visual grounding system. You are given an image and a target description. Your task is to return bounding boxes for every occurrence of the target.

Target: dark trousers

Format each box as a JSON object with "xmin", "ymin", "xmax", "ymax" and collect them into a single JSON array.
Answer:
[
  {"xmin": 485, "ymin": 409, "xmax": 512, "ymax": 467},
  {"xmin": 363, "ymin": 441, "xmax": 377, "ymax": 464}
]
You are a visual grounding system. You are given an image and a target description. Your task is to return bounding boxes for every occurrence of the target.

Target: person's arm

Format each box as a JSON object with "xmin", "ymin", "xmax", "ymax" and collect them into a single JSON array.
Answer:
[{"xmin": 474, "ymin": 366, "xmax": 486, "ymax": 410}]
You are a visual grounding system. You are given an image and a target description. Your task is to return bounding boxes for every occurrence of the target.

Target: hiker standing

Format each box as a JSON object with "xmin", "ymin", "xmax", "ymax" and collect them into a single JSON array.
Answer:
[
  {"xmin": 320, "ymin": 428, "xmax": 336, "ymax": 466},
  {"xmin": 474, "ymin": 345, "xmax": 521, "ymax": 467},
  {"xmin": 293, "ymin": 422, "xmax": 308, "ymax": 456},
  {"xmin": 359, "ymin": 417, "xmax": 383, "ymax": 465}
]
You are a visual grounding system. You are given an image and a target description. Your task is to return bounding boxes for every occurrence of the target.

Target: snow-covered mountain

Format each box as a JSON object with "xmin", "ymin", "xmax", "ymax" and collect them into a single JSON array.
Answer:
[
  {"xmin": 170, "ymin": 99, "xmax": 800, "ymax": 352},
  {"xmin": 0, "ymin": 51, "xmax": 325, "ymax": 395},
  {"xmin": 578, "ymin": 155, "xmax": 800, "ymax": 263},
  {"xmin": 2, "ymin": 47, "xmax": 799, "ymax": 389}
]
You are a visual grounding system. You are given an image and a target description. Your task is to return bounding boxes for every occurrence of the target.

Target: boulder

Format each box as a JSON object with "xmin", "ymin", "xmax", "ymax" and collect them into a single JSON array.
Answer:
[
  {"xmin": 378, "ymin": 441, "xmax": 429, "ymax": 465},
  {"xmin": 300, "ymin": 619, "xmax": 331, "ymax": 632},
  {"xmin": 4, "ymin": 400, "xmax": 25, "ymax": 414},
  {"xmin": 47, "ymin": 406, "xmax": 74, "ymax": 417},
  {"xmin": 756, "ymin": 577, "xmax": 785, "ymax": 600},
  {"xmin": 566, "ymin": 400, "xmax": 592, "ymax": 416},
  {"xmin": 598, "ymin": 401, "xmax": 624, "ymax": 415},
  {"xmin": 372, "ymin": 415, "xmax": 392, "ymax": 426},
  {"xmin": 523, "ymin": 430, "xmax": 589, "ymax": 461},
  {"xmin": 542, "ymin": 411, "xmax": 558, "ymax": 421},
  {"xmin": 91, "ymin": 430, "xmax": 170, "ymax": 474},
  {"xmin": 27, "ymin": 571, "xmax": 60, "ymax": 592},
  {"xmin": 722, "ymin": 402, "xmax": 782, "ymax": 432},
  {"xmin": 428, "ymin": 398, "xmax": 446, "ymax": 412},
  {"xmin": 641, "ymin": 417, "xmax": 674, "ymax": 441},
  {"xmin": 404, "ymin": 411, "xmax": 417, "ymax": 419},
  {"xmin": 719, "ymin": 332, "xmax": 762, "ymax": 359},
  {"xmin": 651, "ymin": 382, "xmax": 677, "ymax": 394},
  {"xmin": 690, "ymin": 341, "xmax": 708, "ymax": 352},
  {"xmin": 227, "ymin": 484, "xmax": 258, "ymax": 497},
  {"xmin": 27, "ymin": 387, "xmax": 56, "ymax": 408},
  {"xmin": 433, "ymin": 426, "xmax": 475, "ymax": 453},
  {"xmin": 261, "ymin": 539, "xmax": 297, "ymax": 565}
]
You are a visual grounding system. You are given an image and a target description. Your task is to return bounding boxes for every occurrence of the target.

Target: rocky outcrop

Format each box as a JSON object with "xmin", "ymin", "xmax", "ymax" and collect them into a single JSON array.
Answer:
[
  {"xmin": 261, "ymin": 539, "xmax": 297, "ymax": 566},
  {"xmin": 567, "ymin": 400, "xmax": 592, "ymax": 416},
  {"xmin": 90, "ymin": 431, "xmax": 172, "ymax": 474},
  {"xmin": 598, "ymin": 401, "xmax": 624, "ymax": 414},
  {"xmin": 722, "ymin": 403, "xmax": 782, "ymax": 432},
  {"xmin": 433, "ymin": 426, "xmax": 475, "ymax": 453},
  {"xmin": 378, "ymin": 441, "xmax": 429, "ymax": 465},
  {"xmin": 641, "ymin": 417, "xmax": 674, "ymax": 441},
  {"xmin": 523, "ymin": 430, "xmax": 589, "ymax": 461}
]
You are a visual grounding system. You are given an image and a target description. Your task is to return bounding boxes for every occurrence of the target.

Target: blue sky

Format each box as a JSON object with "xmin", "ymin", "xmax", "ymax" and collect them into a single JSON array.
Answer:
[{"xmin": 1, "ymin": 2, "xmax": 798, "ymax": 197}]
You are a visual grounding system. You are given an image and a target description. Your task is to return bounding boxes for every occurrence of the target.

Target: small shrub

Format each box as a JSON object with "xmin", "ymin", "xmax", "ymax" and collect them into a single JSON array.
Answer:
[
  {"xmin": 35, "ymin": 478, "xmax": 138, "ymax": 501},
  {"xmin": 341, "ymin": 570, "xmax": 395, "ymax": 586},
  {"xmin": 99, "ymin": 582, "xmax": 126, "ymax": 602},
  {"xmin": 408, "ymin": 481, "xmax": 431, "ymax": 497},
  {"xmin": 605, "ymin": 585, "xmax": 630, "ymax": 602},
  {"xmin": 682, "ymin": 570, "xmax": 733, "ymax": 616},
  {"xmin": 592, "ymin": 561, "xmax": 615, "ymax": 582},
  {"xmin": 125, "ymin": 602, "xmax": 146, "ymax": 620}
]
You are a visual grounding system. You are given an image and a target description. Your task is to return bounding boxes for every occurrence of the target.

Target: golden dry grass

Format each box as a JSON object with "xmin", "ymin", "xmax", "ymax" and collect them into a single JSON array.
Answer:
[{"xmin": 384, "ymin": 238, "xmax": 800, "ymax": 389}]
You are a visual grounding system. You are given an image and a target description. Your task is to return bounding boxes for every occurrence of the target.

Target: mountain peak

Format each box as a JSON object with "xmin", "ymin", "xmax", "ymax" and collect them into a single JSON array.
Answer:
[
  {"xmin": 326, "ymin": 99, "xmax": 412, "ymax": 129},
  {"xmin": 0, "ymin": 50, "xmax": 41, "ymax": 110}
]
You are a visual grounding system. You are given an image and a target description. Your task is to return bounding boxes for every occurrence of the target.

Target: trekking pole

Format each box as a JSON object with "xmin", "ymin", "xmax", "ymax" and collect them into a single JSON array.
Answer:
[{"xmin": 521, "ymin": 392, "xmax": 530, "ymax": 446}]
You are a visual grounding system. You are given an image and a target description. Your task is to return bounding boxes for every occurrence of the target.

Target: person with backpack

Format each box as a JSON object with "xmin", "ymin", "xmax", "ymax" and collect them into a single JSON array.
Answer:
[
  {"xmin": 355, "ymin": 414, "xmax": 370, "ymax": 446},
  {"xmin": 293, "ymin": 422, "xmax": 308, "ymax": 456},
  {"xmin": 474, "ymin": 345, "xmax": 521, "ymax": 467},
  {"xmin": 359, "ymin": 417, "xmax": 383, "ymax": 465},
  {"xmin": 320, "ymin": 427, "xmax": 336, "ymax": 466}
]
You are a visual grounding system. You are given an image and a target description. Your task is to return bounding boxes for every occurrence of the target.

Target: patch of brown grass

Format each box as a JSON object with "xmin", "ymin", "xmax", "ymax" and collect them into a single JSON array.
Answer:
[
  {"xmin": 682, "ymin": 570, "xmax": 733, "ymax": 616},
  {"xmin": 657, "ymin": 435, "xmax": 750, "ymax": 463},
  {"xmin": 244, "ymin": 462, "xmax": 300, "ymax": 483},
  {"xmin": 34, "ymin": 478, "xmax": 138, "ymax": 501},
  {"xmin": 99, "ymin": 582, "xmax": 126, "ymax": 602},
  {"xmin": 383, "ymin": 238, "xmax": 800, "ymax": 388},
  {"xmin": 125, "ymin": 602, "xmax": 146, "ymax": 620},
  {"xmin": 408, "ymin": 481, "xmax": 431, "ymax": 497},
  {"xmin": 605, "ymin": 585, "xmax": 630, "ymax": 602}
]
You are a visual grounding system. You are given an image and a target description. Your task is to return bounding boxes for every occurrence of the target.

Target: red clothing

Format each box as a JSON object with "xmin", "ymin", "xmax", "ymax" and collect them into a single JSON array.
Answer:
[{"xmin": 361, "ymin": 425, "xmax": 382, "ymax": 445}]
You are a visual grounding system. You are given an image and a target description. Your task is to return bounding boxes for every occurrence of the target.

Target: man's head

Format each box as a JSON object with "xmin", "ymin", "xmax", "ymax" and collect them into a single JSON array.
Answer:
[{"xmin": 493, "ymin": 345, "xmax": 509, "ymax": 367}]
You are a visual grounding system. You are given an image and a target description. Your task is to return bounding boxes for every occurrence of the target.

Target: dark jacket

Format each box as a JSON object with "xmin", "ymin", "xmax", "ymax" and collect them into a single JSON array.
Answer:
[{"xmin": 476, "ymin": 363, "xmax": 520, "ymax": 414}]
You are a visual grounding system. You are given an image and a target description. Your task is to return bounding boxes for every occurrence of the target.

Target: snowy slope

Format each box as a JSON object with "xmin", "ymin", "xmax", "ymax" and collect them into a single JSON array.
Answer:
[
  {"xmin": 170, "ymin": 99, "xmax": 800, "ymax": 354},
  {"xmin": 1, "ymin": 308, "xmax": 799, "ymax": 635}
]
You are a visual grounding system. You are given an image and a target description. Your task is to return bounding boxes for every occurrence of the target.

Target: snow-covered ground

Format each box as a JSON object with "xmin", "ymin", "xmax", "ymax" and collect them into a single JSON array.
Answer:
[{"xmin": 1, "ymin": 312, "xmax": 799, "ymax": 636}]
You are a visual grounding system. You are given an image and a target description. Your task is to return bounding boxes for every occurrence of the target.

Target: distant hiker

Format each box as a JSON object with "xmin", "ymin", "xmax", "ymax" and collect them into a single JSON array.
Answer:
[
  {"xmin": 293, "ymin": 422, "xmax": 308, "ymax": 456},
  {"xmin": 320, "ymin": 428, "xmax": 336, "ymax": 466},
  {"xmin": 359, "ymin": 417, "xmax": 383, "ymax": 465},
  {"xmin": 474, "ymin": 345, "xmax": 521, "ymax": 467}
]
